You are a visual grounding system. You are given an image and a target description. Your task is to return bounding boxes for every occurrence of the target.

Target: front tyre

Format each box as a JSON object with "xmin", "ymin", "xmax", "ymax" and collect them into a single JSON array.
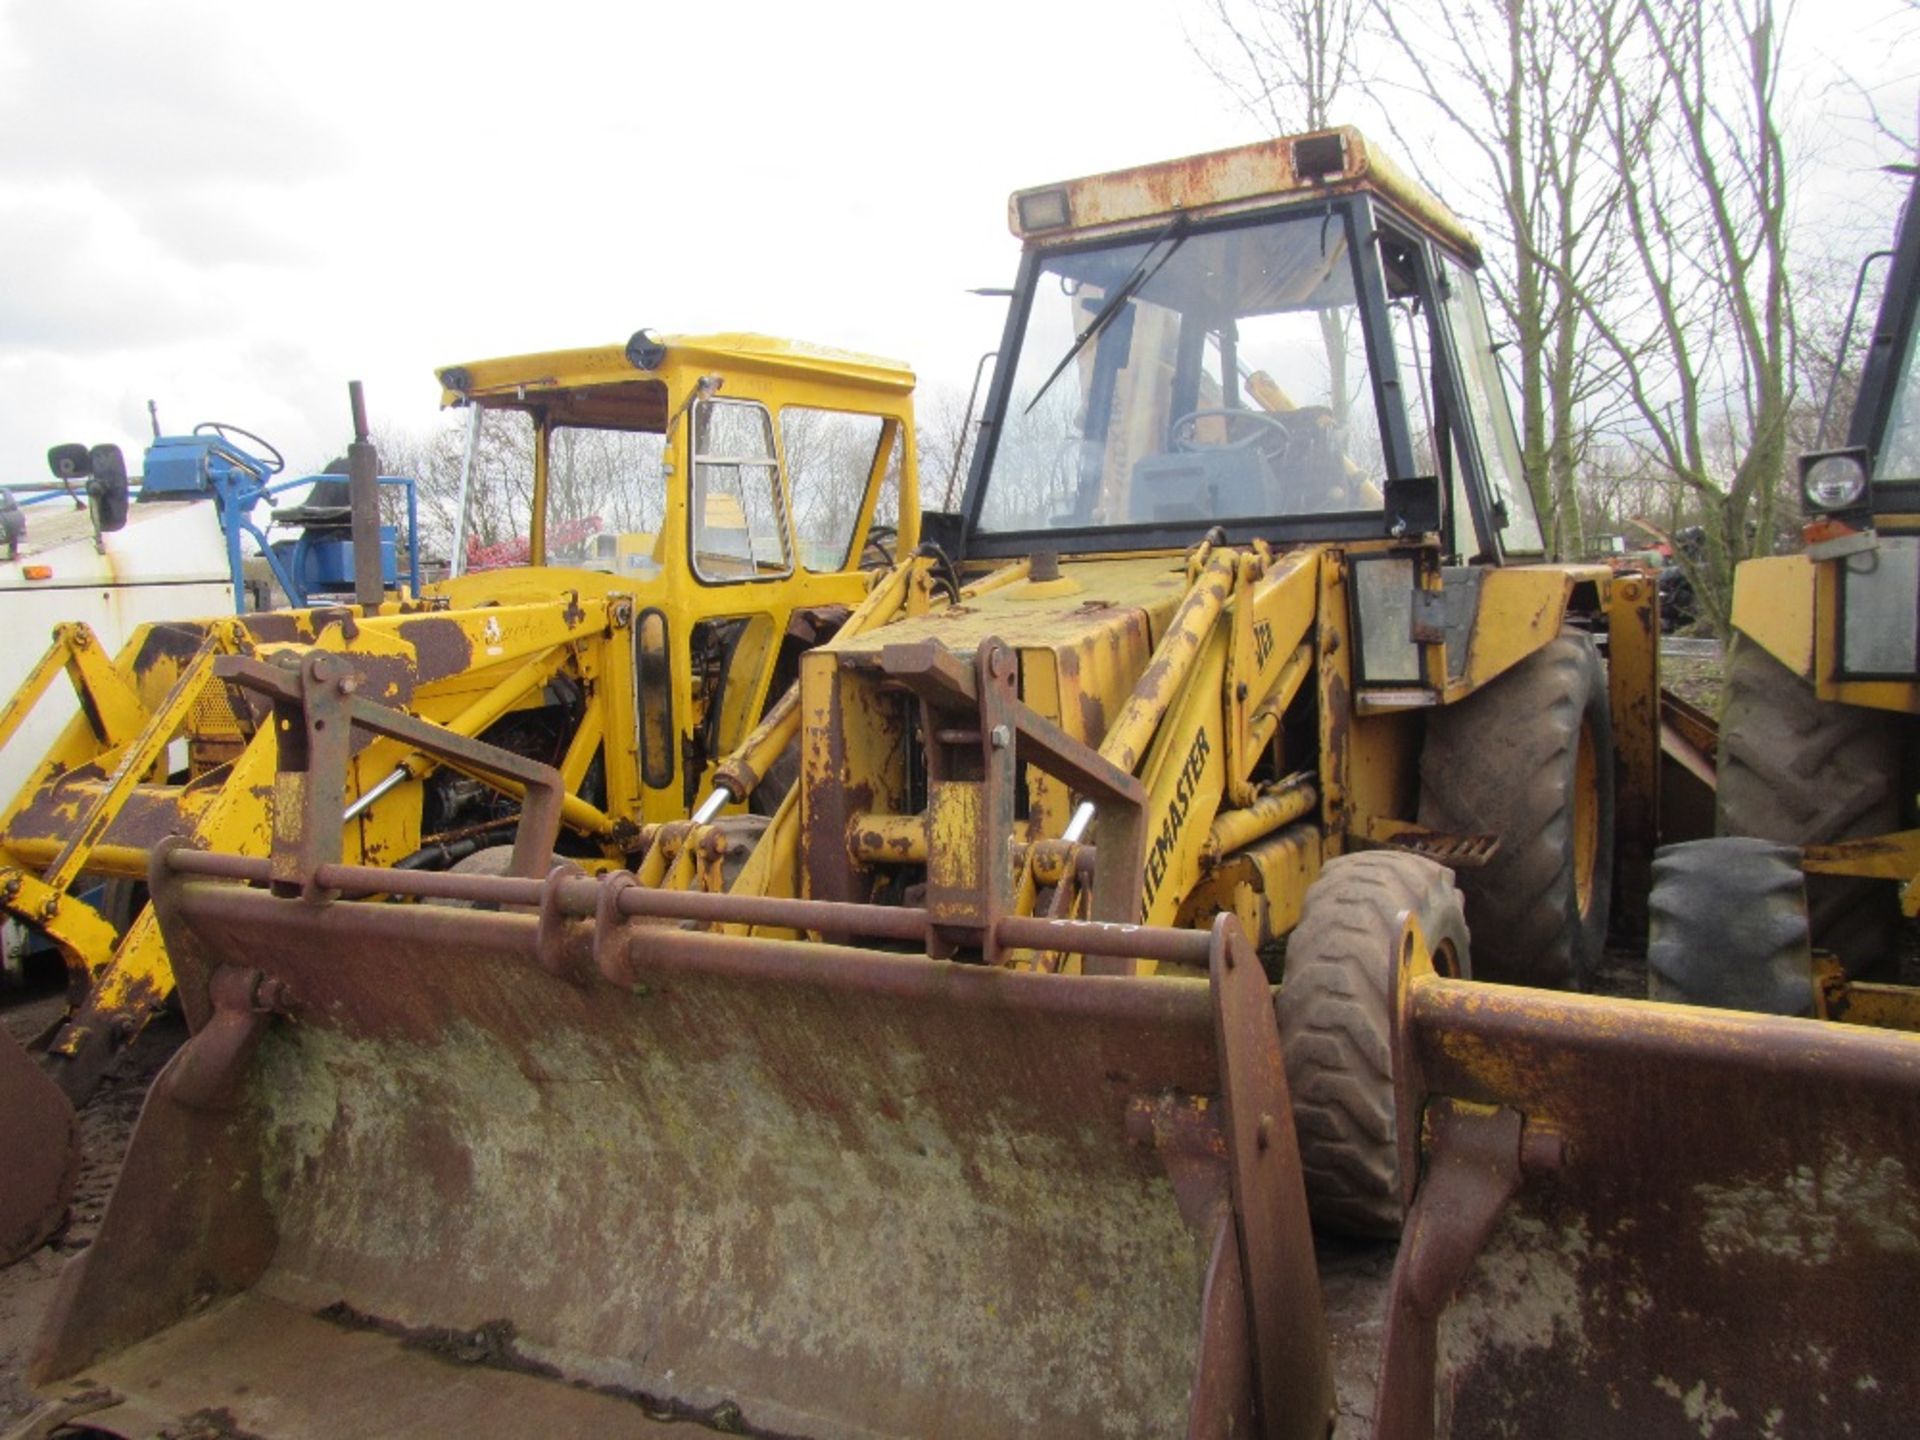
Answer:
[{"xmin": 1276, "ymin": 851, "xmax": 1469, "ymax": 1238}]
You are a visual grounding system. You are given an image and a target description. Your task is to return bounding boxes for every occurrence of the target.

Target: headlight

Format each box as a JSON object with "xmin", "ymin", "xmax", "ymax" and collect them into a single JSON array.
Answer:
[
  {"xmin": 1014, "ymin": 187, "xmax": 1071, "ymax": 234},
  {"xmin": 1800, "ymin": 449, "xmax": 1869, "ymax": 511}
]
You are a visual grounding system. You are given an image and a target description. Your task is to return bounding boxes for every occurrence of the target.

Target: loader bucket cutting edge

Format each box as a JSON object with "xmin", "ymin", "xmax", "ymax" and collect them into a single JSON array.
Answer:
[
  {"xmin": 31, "ymin": 863, "xmax": 1333, "ymax": 1440},
  {"xmin": 0, "ymin": 1028, "xmax": 77, "ymax": 1264}
]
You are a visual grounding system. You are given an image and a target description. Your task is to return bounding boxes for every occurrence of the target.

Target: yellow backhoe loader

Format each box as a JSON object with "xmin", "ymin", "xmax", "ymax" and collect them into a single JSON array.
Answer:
[
  {"xmin": 0, "ymin": 332, "xmax": 919, "ymax": 1259},
  {"xmin": 1648, "ymin": 166, "xmax": 1920, "ymax": 1026},
  {"xmin": 16, "ymin": 132, "xmax": 1918, "ymax": 1440}
]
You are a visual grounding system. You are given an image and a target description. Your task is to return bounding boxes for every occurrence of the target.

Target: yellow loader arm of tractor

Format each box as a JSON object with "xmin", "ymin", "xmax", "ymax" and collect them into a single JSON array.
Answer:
[{"xmin": 1, "ymin": 591, "xmax": 643, "ymax": 1104}]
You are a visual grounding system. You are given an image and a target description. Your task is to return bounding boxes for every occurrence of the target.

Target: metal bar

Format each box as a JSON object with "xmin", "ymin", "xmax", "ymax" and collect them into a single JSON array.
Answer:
[
  {"xmin": 1607, "ymin": 572, "xmax": 1659, "ymax": 940},
  {"xmin": 1372, "ymin": 1101, "xmax": 1527, "ymax": 1440},
  {"xmin": 1801, "ymin": 827, "xmax": 1920, "ymax": 880},
  {"xmin": 847, "ymin": 812, "xmax": 929, "ymax": 865},
  {"xmin": 1411, "ymin": 967, "xmax": 1920, "ymax": 1086},
  {"xmin": 997, "ymin": 914, "xmax": 1213, "ymax": 965},
  {"xmin": 0, "ymin": 629, "xmax": 78, "ymax": 760},
  {"xmin": 450, "ymin": 404, "xmax": 482, "ymax": 579},
  {"xmin": 165, "ymin": 877, "xmax": 1222, "ymax": 1030},
  {"xmin": 346, "ymin": 382, "xmax": 383, "ymax": 608},
  {"xmin": 1208, "ymin": 916, "xmax": 1333, "ymax": 1438},
  {"xmin": 225, "ymin": 493, "xmax": 249, "ymax": 613},
  {"xmin": 402, "ymin": 476, "xmax": 420, "ymax": 596},
  {"xmin": 340, "ymin": 766, "xmax": 409, "ymax": 824},
  {"xmin": 1100, "ymin": 549, "xmax": 1238, "ymax": 774},
  {"xmin": 1011, "ymin": 701, "xmax": 1145, "ymax": 810},
  {"xmin": 1205, "ymin": 774, "xmax": 1317, "ymax": 861},
  {"xmin": 0, "ymin": 866, "xmax": 122, "ymax": 978},
  {"xmin": 161, "ymin": 846, "xmax": 1218, "ymax": 965},
  {"xmin": 1818, "ymin": 248, "xmax": 1894, "ymax": 447},
  {"xmin": 529, "ymin": 415, "xmax": 549, "ymax": 565},
  {"xmin": 942, "ymin": 349, "xmax": 998, "ymax": 511}
]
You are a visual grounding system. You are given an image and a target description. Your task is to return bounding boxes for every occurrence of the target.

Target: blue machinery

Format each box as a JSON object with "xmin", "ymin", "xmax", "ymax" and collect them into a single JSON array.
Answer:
[{"xmin": 16, "ymin": 418, "xmax": 421, "ymax": 614}]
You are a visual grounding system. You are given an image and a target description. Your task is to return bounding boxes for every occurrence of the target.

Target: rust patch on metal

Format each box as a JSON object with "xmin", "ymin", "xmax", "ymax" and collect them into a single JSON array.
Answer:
[
  {"xmin": 311, "ymin": 607, "xmax": 360, "ymax": 641},
  {"xmin": 395, "ymin": 616, "xmax": 476, "ymax": 683},
  {"xmin": 6, "ymin": 761, "xmax": 110, "ymax": 842},
  {"xmin": 132, "ymin": 621, "xmax": 216, "ymax": 676},
  {"xmin": 238, "ymin": 612, "xmax": 312, "ymax": 646}
]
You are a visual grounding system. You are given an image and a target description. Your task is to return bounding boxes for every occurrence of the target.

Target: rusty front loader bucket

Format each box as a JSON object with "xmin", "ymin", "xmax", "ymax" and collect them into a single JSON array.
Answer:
[
  {"xmin": 1374, "ymin": 934, "xmax": 1920, "ymax": 1438},
  {"xmin": 31, "ymin": 863, "xmax": 1331, "ymax": 1440},
  {"xmin": 0, "ymin": 1028, "xmax": 76, "ymax": 1263},
  {"xmin": 24, "ymin": 652, "xmax": 1333, "ymax": 1440}
]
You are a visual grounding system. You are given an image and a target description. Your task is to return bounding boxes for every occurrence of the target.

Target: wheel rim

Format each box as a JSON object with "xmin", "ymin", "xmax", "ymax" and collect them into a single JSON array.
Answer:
[{"xmin": 1573, "ymin": 715, "xmax": 1599, "ymax": 919}]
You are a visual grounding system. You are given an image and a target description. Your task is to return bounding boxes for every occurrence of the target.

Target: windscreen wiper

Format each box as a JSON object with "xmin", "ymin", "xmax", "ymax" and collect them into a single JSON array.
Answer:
[{"xmin": 1025, "ymin": 216, "xmax": 1188, "ymax": 415}]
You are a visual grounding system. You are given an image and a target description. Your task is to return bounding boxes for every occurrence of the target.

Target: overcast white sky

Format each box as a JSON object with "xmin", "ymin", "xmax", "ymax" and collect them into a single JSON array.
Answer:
[{"xmin": 3, "ymin": 0, "xmax": 1916, "ymax": 479}]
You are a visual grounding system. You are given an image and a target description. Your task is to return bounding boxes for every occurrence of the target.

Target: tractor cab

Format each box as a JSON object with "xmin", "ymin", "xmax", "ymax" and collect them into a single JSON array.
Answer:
[
  {"xmin": 944, "ymin": 127, "xmax": 1544, "ymax": 572},
  {"xmin": 433, "ymin": 331, "xmax": 919, "ymax": 819}
]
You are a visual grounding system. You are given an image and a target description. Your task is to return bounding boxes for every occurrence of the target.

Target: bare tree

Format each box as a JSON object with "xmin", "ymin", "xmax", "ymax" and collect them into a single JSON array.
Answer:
[
  {"xmin": 1189, "ymin": 0, "xmax": 1365, "ymax": 132},
  {"xmin": 1374, "ymin": 0, "xmax": 1629, "ymax": 559},
  {"xmin": 1555, "ymin": 0, "xmax": 1798, "ymax": 632}
]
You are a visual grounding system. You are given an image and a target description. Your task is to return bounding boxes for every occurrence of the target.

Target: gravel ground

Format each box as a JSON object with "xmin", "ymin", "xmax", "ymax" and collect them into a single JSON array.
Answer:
[{"xmin": 1661, "ymin": 653, "xmax": 1725, "ymax": 715}]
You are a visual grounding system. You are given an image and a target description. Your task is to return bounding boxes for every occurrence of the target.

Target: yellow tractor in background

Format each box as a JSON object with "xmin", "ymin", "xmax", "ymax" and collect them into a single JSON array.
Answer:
[
  {"xmin": 0, "ymin": 332, "xmax": 919, "ymax": 1260},
  {"xmin": 17, "ymin": 133, "xmax": 1919, "ymax": 1439},
  {"xmin": 1649, "ymin": 166, "xmax": 1920, "ymax": 1025}
]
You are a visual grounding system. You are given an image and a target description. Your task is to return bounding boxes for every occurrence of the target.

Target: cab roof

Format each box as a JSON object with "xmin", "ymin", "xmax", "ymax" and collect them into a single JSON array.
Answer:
[
  {"xmin": 437, "ymin": 332, "xmax": 916, "ymax": 412},
  {"xmin": 1007, "ymin": 126, "xmax": 1482, "ymax": 266}
]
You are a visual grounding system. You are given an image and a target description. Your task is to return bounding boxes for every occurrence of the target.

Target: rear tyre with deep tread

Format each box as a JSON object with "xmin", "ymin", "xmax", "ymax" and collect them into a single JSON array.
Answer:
[
  {"xmin": 1276, "ymin": 851, "xmax": 1469, "ymax": 1238},
  {"xmin": 1647, "ymin": 837, "xmax": 1816, "ymax": 1015},
  {"xmin": 1417, "ymin": 632, "xmax": 1613, "ymax": 990},
  {"xmin": 1717, "ymin": 635, "xmax": 1902, "ymax": 977}
]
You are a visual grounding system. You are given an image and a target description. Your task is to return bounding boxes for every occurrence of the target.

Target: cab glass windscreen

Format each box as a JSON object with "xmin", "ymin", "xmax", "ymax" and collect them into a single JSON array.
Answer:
[{"xmin": 975, "ymin": 212, "xmax": 1389, "ymax": 534}]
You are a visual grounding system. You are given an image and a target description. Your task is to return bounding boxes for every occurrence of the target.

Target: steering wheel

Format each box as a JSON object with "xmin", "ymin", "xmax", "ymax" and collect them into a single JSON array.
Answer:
[
  {"xmin": 1169, "ymin": 407, "xmax": 1298, "ymax": 459},
  {"xmin": 193, "ymin": 422, "xmax": 285, "ymax": 475}
]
